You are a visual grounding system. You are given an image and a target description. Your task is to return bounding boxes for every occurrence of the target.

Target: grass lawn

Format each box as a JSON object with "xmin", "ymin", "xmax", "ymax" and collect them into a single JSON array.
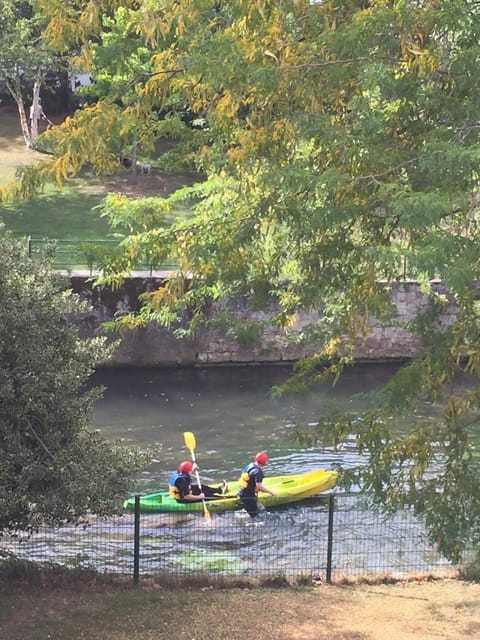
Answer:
[
  {"xmin": 0, "ymin": 108, "xmax": 47, "ymax": 183},
  {"xmin": 0, "ymin": 107, "xmax": 199, "ymax": 246},
  {"xmin": 1, "ymin": 576, "xmax": 480, "ymax": 640},
  {"xmin": 0, "ymin": 108, "xmax": 115, "ymax": 241},
  {"xmin": 1, "ymin": 189, "xmax": 111, "ymax": 240}
]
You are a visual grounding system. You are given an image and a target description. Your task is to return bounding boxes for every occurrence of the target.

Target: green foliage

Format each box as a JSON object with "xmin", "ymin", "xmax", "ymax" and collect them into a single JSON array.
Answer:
[
  {"xmin": 210, "ymin": 312, "xmax": 266, "ymax": 346},
  {"xmin": 0, "ymin": 554, "xmax": 104, "ymax": 584},
  {"xmin": 0, "ymin": 554, "xmax": 43, "ymax": 582},
  {"xmin": 0, "ymin": 230, "xmax": 149, "ymax": 532},
  {"xmin": 0, "ymin": 0, "xmax": 63, "ymax": 150},
  {"xmin": 7, "ymin": 0, "xmax": 480, "ymax": 558},
  {"xmin": 0, "ymin": 1, "xmax": 45, "ymax": 77},
  {"xmin": 461, "ymin": 553, "xmax": 480, "ymax": 582}
]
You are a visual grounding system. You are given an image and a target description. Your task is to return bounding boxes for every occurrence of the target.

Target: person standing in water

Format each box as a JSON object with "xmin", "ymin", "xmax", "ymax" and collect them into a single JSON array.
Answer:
[{"xmin": 238, "ymin": 451, "xmax": 276, "ymax": 518}]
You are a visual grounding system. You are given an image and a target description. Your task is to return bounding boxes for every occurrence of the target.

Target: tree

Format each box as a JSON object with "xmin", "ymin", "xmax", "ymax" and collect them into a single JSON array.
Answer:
[
  {"xmin": 0, "ymin": 230, "xmax": 148, "ymax": 533},
  {"xmin": 5, "ymin": 1, "xmax": 480, "ymax": 558},
  {"xmin": 0, "ymin": 0, "xmax": 56, "ymax": 148}
]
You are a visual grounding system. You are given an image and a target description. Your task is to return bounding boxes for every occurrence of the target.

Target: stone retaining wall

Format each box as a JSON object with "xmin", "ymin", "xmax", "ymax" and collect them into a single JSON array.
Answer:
[{"xmin": 71, "ymin": 277, "xmax": 457, "ymax": 367}]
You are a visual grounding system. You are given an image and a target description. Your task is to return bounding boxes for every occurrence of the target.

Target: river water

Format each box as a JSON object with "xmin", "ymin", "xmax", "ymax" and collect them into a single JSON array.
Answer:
[
  {"xmin": 90, "ymin": 363, "xmax": 402, "ymax": 491},
  {"xmin": 3, "ymin": 363, "xmax": 464, "ymax": 580}
]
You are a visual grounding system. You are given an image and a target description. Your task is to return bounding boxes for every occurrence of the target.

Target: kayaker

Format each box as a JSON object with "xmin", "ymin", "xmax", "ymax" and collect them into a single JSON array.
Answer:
[
  {"xmin": 238, "ymin": 451, "xmax": 276, "ymax": 518},
  {"xmin": 169, "ymin": 461, "xmax": 226, "ymax": 502}
]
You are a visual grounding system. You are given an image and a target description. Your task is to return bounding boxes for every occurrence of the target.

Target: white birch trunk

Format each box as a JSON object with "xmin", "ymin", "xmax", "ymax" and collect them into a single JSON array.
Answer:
[
  {"xmin": 4, "ymin": 74, "xmax": 33, "ymax": 148},
  {"xmin": 28, "ymin": 71, "xmax": 44, "ymax": 149},
  {"xmin": 4, "ymin": 68, "xmax": 44, "ymax": 149}
]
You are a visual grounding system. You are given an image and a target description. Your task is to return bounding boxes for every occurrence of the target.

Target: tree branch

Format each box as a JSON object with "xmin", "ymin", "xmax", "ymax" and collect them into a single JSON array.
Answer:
[{"xmin": 128, "ymin": 67, "xmax": 185, "ymax": 87}]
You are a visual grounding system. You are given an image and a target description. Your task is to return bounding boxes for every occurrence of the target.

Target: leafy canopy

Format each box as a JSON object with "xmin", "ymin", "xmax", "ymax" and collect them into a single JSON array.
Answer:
[
  {"xmin": 6, "ymin": 0, "xmax": 480, "ymax": 558},
  {"xmin": 0, "ymin": 231, "xmax": 148, "ymax": 532}
]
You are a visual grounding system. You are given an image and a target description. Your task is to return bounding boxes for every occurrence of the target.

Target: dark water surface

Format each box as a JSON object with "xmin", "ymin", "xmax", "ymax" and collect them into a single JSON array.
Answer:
[{"xmin": 91, "ymin": 363, "xmax": 402, "ymax": 492}]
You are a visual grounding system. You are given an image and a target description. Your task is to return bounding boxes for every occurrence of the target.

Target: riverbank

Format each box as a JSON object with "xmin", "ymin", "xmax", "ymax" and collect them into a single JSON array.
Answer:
[
  {"xmin": 73, "ymin": 276, "xmax": 456, "ymax": 367},
  {"xmin": 1, "ymin": 108, "xmax": 456, "ymax": 368},
  {"xmin": 1, "ymin": 577, "xmax": 479, "ymax": 639}
]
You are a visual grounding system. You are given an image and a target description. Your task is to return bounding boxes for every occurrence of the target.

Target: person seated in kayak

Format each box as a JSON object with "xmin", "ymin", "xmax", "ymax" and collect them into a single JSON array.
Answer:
[
  {"xmin": 169, "ymin": 461, "xmax": 227, "ymax": 502},
  {"xmin": 238, "ymin": 451, "xmax": 276, "ymax": 518}
]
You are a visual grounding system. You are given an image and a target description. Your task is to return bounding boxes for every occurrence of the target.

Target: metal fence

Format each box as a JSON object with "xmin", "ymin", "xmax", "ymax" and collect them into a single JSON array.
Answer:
[
  {"xmin": 24, "ymin": 236, "xmax": 418, "ymax": 280},
  {"xmin": 26, "ymin": 236, "xmax": 177, "ymax": 275},
  {"xmin": 0, "ymin": 494, "xmax": 473, "ymax": 585}
]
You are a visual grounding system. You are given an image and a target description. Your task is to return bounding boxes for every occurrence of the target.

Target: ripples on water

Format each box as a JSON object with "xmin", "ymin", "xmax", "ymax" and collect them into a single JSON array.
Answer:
[
  {"xmin": 2, "ymin": 496, "xmax": 453, "ymax": 579},
  {"xmin": 90, "ymin": 363, "xmax": 401, "ymax": 491},
  {"xmin": 1, "ymin": 364, "xmax": 458, "ymax": 578}
]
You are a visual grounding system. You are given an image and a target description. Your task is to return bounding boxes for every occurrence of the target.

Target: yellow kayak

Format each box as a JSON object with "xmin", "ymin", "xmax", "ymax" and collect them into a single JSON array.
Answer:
[{"xmin": 123, "ymin": 468, "xmax": 339, "ymax": 513}]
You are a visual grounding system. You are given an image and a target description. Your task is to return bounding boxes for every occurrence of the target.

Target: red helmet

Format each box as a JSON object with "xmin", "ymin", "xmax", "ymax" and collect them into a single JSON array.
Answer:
[
  {"xmin": 178, "ymin": 460, "xmax": 193, "ymax": 474},
  {"xmin": 255, "ymin": 451, "xmax": 268, "ymax": 465}
]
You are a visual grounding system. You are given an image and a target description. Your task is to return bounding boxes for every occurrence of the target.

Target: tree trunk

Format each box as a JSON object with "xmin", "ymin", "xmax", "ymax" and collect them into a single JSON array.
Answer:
[
  {"xmin": 18, "ymin": 99, "xmax": 33, "ymax": 149},
  {"xmin": 28, "ymin": 72, "xmax": 44, "ymax": 149},
  {"xmin": 5, "ymin": 70, "xmax": 44, "ymax": 149},
  {"xmin": 5, "ymin": 75, "xmax": 33, "ymax": 148}
]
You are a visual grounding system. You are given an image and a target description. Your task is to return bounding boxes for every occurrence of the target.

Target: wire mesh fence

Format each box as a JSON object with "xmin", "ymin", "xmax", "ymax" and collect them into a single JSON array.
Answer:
[
  {"xmin": 26, "ymin": 236, "xmax": 177, "ymax": 274},
  {"xmin": 0, "ymin": 494, "xmax": 474, "ymax": 585}
]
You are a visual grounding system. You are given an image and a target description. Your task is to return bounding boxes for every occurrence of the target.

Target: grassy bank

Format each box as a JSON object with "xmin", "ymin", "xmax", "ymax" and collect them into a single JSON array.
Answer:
[
  {"xmin": 0, "ymin": 108, "xmax": 198, "ymax": 244},
  {"xmin": 1, "ymin": 575, "xmax": 480, "ymax": 640},
  {"xmin": 0, "ymin": 108, "xmax": 46, "ymax": 184},
  {"xmin": 0, "ymin": 109, "xmax": 111, "ymax": 240}
]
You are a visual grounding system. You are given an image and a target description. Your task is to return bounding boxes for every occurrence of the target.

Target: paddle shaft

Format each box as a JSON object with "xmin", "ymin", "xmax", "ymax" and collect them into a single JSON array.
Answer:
[
  {"xmin": 183, "ymin": 431, "xmax": 211, "ymax": 519},
  {"xmin": 190, "ymin": 449, "xmax": 204, "ymax": 494}
]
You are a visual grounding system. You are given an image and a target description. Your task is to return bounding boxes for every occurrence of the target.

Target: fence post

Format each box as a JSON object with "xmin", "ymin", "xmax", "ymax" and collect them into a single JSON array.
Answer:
[
  {"xmin": 133, "ymin": 495, "xmax": 141, "ymax": 586},
  {"xmin": 27, "ymin": 235, "xmax": 32, "ymax": 257},
  {"xmin": 326, "ymin": 493, "xmax": 335, "ymax": 584}
]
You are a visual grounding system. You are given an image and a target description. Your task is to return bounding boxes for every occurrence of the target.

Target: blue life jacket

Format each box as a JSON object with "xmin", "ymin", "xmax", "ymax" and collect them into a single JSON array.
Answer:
[
  {"xmin": 238, "ymin": 462, "xmax": 263, "ymax": 497},
  {"xmin": 168, "ymin": 470, "xmax": 192, "ymax": 499}
]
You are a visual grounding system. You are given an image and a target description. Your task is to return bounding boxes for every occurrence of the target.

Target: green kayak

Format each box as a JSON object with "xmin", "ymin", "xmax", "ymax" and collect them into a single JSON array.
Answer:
[{"xmin": 123, "ymin": 468, "xmax": 338, "ymax": 513}]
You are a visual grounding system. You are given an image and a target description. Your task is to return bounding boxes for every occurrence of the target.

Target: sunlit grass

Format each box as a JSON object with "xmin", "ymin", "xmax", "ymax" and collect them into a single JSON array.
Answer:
[
  {"xmin": 0, "ymin": 114, "xmax": 45, "ymax": 182},
  {"xmin": 0, "ymin": 109, "xmax": 196, "ymax": 246}
]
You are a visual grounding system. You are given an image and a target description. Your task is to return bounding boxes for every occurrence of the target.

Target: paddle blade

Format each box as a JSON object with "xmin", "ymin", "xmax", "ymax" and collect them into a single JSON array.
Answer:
[{"xmin": 183, "ymin": 431, "xmax": 196, "ymax": 452}]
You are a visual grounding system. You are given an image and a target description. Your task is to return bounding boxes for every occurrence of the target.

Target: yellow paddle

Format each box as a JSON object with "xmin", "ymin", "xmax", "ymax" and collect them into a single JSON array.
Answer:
[{"xmin": 183, "ymin": 431, "xmax": 211, "ymax": 520}]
